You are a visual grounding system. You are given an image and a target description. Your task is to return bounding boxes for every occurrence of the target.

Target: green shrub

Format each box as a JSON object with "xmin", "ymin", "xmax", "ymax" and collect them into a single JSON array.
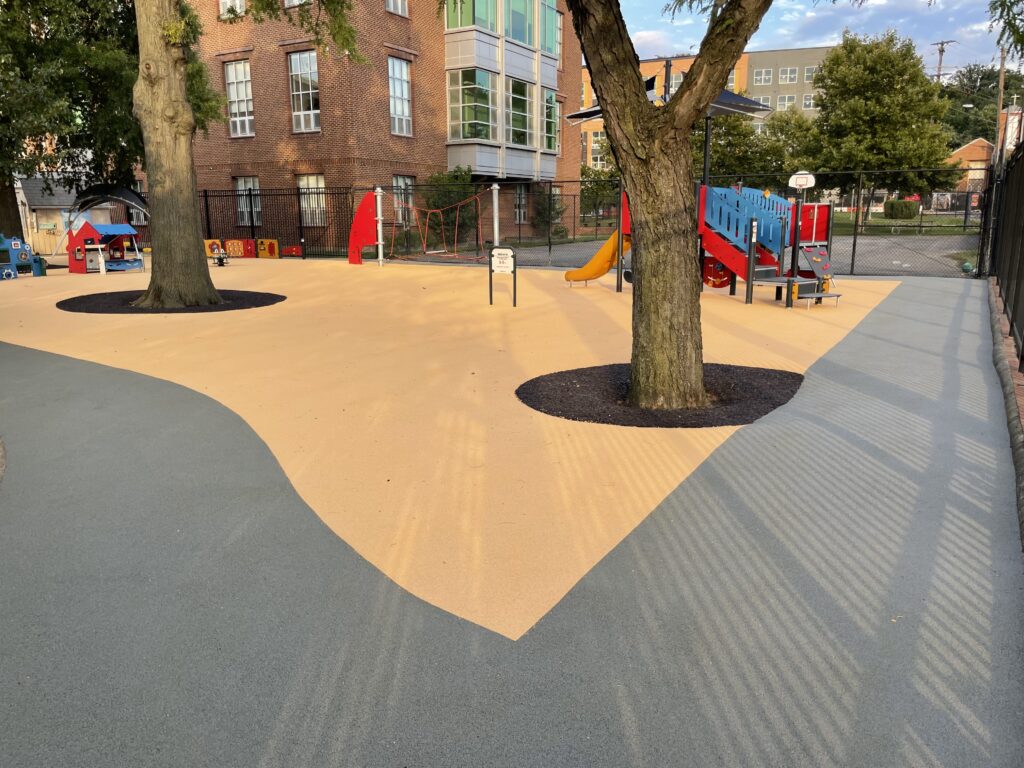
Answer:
[{"xmin": 883, "ymin": 199, "xmax": 920, "ymax": 220}]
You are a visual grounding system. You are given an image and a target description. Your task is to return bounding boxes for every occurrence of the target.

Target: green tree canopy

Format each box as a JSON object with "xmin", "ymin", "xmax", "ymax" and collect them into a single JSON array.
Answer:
[
  {"xmin": 814, "ymin": 31, "xmax": 954, "ymax": 193},
  {"xmin": 941, "ymin": 63, "xmax": 1024, "ymax": 148}
]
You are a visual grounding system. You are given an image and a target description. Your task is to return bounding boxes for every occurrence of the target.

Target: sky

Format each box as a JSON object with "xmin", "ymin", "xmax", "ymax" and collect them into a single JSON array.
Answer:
[{"xmin": 620, "ymin": 0, "xmax": 1012, "ymax": 76}]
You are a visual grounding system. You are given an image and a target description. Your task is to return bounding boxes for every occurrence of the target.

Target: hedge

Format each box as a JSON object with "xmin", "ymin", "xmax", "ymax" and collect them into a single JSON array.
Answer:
[{"xmin": 883, "ymin": 199, "xmax": 920, "ymax": 220}]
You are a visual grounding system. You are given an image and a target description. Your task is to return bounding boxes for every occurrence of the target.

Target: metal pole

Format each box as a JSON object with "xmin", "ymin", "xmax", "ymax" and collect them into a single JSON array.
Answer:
[
  {"xmin": 296, "ymin": 187, "xmax": 305, "ymax": 258},
  {"xmin": 491, "ymin": 183, "xmax": 500, "ymax": 246},
  {"xmin": 374, "ymin": 186, "xmax": 384, "ymax": 266},
  {"xmin": 547, "ymin": 181, "xmax": 553, "ymax": 261},
  {"xmin": 786, "ymin": 192, "xmax": 804, "ymax": 308},
  {"xmin": 248, "ymin": 188, "xmax": 256, "ymax": 242},
  {"xmin": 850, "ymin": 173, "xmax": 864, "ymax": 275},
  {"xmin": 615, "ymin": 177, "xmax": 624, "ymax": 292},
  {"xmin": 203, "ymin": 189, "xmax": 212, "ymax": 240},
  {"xmin": 745, "ymin": 218, "xmax": 757, "ymax": 304}
]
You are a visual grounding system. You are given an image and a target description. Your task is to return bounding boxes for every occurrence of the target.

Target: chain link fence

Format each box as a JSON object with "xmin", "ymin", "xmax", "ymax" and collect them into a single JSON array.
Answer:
[{"xmin": 108, "ymin": 169, "xmax": 985, "ymax": 277}]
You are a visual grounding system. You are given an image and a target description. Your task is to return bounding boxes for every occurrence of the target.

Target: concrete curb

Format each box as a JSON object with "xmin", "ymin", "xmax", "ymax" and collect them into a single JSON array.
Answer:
[{"xmin": 987, "ymin": 279, "xmax": 1024, "ymax": 549}]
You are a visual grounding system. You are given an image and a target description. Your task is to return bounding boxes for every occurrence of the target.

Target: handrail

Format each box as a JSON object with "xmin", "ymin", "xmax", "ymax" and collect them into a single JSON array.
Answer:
[{"xmin": 704, "ymin": 186, "xmax": 791, "ymax": 255}]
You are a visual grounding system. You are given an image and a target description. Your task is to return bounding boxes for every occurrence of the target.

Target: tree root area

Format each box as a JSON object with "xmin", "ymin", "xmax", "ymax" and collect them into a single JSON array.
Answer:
[
  {"xmin": 56, "ymin": 290, "xmax": 286, "ymax": 314},
  {"xmin": 515, "ymin": 363, "xmax": 803, "ymax": 428}
]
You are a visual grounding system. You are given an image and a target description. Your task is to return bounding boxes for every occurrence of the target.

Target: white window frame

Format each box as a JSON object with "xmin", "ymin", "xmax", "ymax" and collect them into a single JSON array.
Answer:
[
  {"xmin": 753, "ymin": 68, "xmax": 772, "ymax": 85},
  {"xmin": 542, "ymin": 88, "xmax": 559, "ymax": 153},
  {"xmin": 556, "ymin": 12, "xmax": 563, "ymax": 67},
  {"xmin": 802, "ymin": 93, "xmax": 815, "ymax": 110},
  {"xmin": 224, "ymin": 59, "xmax": 254, "ymax": 138},
  {"xmin": 129, "ymin": 181, "xmax": 146, "ymax": 226},
  {"xmin": 447, "ymin": 69, "xmax": 497, "ymax": 141},
  {"xmin": 234, "ymin": 176, "xmax": 261, "ymax": 227},
  {"xmin": 779, "ymin": 67, "xmax": 798, "ymax": 84},
  {"xmin": 756, "ymin": 95, "xmax": 771, "ymax": 107},
  {"xmin": 288, "ymin": 50, "xmax": 320, "ymax": 133},
  {"xmin": 219, "ymin": 0, "xmax": 245, "ymax": 17},
  {"xmin": 670, "ymin": 72, "xmax": 684, "ymax": 94},
  {"xmin": 385, "ymin": 0, "xmax": 408, "ymax": 16},
  {"xmin": 297, "ymin": 174, "xmax": 326, "ymax": 227},
  {"xmin": 514, "ymin": 183, "xmax": 528, "ymax": 224},
  {"xmin": 284, "ymin": 0, "xmax": 308, "ymax": 6},
  {"xmin": 393, "ymin": 175, "xmax": 414, "ymax": 226},
  {"xmin": 804, "ymin": 66, "xmax": 817, "ymax": 83},
  {"xmin": 778, "ymin": 94, "xmax": 796, "ymax": 110},
  {"xmin": 590, "ymin": 130, "xmax": 607, "ymax": 170},
  {"xmin": 504, "ymin": 77, "xmax": 534, "ymax": 147},
  {"xmin": 388, "ymin": 57, "xmax": 412, "ymax": 136},
  {"xmin": 726, "ymin": 69, "xmax": 735, "ymax": 90}
]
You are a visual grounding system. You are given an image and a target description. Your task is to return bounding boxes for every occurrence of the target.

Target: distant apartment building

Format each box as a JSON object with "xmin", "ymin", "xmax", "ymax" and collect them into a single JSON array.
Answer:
[
  {"xmin": 190, "ymin": 0, "xmax": 582, "ymax": 193},
  {"xmin": 579, "ymin": 45, "xmax": 834, "ymax": 168}
]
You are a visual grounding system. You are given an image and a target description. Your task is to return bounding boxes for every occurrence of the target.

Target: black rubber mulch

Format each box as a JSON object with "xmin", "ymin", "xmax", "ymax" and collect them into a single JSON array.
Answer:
[
  {"xmin": 515, "ymin": 363, "xmax": 803, "ymax": 428},
  {"xmin": 56, "ymin": 290, "xmax": 286, "ymax": 314}
]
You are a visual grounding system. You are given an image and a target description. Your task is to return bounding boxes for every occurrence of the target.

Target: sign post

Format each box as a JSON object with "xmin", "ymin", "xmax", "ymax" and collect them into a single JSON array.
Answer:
[{"xmin": 489, "ymin": 246, "xmax": 517, "ymax": 307}]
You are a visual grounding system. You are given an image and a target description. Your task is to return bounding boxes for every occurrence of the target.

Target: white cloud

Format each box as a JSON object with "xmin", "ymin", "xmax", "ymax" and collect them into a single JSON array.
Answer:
[{"xmin": 631, "ymin": 29, "xmax": 680, "ymax": 57}]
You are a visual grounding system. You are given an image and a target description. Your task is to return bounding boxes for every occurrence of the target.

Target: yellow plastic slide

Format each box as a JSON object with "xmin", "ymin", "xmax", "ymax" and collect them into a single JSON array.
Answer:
[{"xmin": 564, "ymin": 230, "xmax": 632, "ymax": 284}]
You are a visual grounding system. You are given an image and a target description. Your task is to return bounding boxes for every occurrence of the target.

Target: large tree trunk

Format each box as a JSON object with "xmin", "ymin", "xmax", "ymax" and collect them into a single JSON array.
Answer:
[
  {"xmin": 0, "ymin": 178, "xmax": 25, "ymax": 240},
  {"xmin": 132, "ymin": 0, "xmax": 219, "ymax": 308},
  {"xmin": 624, "ymin": 134, "xmax": 708, "ymax": 408}
]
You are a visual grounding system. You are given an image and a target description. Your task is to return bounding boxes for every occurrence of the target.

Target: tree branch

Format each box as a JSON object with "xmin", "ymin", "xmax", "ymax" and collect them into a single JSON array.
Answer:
[{"xmin": 668, "ymin": 0, "xmax": 773, "ymax": 133}]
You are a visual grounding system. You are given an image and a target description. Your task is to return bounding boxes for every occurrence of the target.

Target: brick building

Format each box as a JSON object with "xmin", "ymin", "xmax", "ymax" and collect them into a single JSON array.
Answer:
[{"xmin": 192, "ymin": 0, "xmax": 582, "ymax": 193}]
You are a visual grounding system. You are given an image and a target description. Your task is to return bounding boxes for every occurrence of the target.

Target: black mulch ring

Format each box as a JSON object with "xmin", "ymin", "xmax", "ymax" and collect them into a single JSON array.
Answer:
[
  {"xmin": 515, "ymin": 363, "xmax": 804, "ymax": 428},
  {"xmin": 56, "ymin": 290, "xmax": 286, "ymax": 314}
]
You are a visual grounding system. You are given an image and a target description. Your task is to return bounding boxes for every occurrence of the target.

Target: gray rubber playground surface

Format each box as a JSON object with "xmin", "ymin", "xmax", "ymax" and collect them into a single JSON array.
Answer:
[{"xmin": 1, "ymin": 277, "xmax": 1023, "ymax": 767}]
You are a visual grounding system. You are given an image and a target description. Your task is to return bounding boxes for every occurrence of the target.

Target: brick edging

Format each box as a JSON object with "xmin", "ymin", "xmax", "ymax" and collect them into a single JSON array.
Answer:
[{"xmin": 988, "ymin": 278, "xmax": 1024, "ymax": 549}]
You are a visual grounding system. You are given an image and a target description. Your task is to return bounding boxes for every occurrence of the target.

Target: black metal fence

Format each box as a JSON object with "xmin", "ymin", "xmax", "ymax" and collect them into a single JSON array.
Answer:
[
  {"xmin": 991, "ymin": 146, "xmax": 1024, "ymax": 364},
  {"xmin": 109, "ymin": 168, "xmax": 985, "ymax": 276}
]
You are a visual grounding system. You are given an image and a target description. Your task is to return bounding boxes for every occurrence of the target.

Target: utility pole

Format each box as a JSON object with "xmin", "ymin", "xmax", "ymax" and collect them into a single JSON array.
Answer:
[
  {"xmin": 931, "ymin": 40, "xmax": 957, "ymax": 83},
  {"xmin": 995, "ymin": 47, "xmax": 1007, "ymax": 169}
]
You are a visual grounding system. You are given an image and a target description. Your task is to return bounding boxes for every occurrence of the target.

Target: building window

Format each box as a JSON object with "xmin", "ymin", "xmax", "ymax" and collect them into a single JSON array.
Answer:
[
  {"xmin": 393, "ymin": 175, "xmax": 414, "ymax": 226},
  {"xmin": 802, "ymin": 93, "xmax": 815, "ymax": 110},
  {"xmin": 388, "ymin": 57, "xmax": 412, "ymax": 136},
  {"xmin": 224, "ymin": 60, "xmax": 254, "ymax": 137},
  {"xmin": 514, "ymin": 184, "xmax": 528, "ymax": 224},
  {"xmin": 220, "ymin": 0, "xmax": 245, "ymax": 17},
  {"xmin": 753, "ymin": 123, "xmax": 765, "ymax": 135},
  {"xmin": 590, "ymin": 130, "xmax": 607, "ymax": 169},
  {"xmin": 779, "ymin": 67, "xmax": 798, "ymax": 84},
  {"xmin": 385, "ymin": 0, "xmax": 408, "ymax": 16},
  {"xmin": 543, "ymin": 88, "xmax": 559, "ymax": 152},
  {"xmin": 288, "ymin": 51, "xmax": 320, "ymax": 133},
  {"xmin": 129, "ymin": 181, "xmax": 146, "ymax": 226},
  {"xmin": 580, "ymin": 82, "xmax": 586, "ymax": 108},
  {"xmin": 234, "ymin": 176, "xmax": 261, "ymax": 226},
  {"xmin": 445, "ymin": 0, "xmax": 496, "ymax": 32},
  {"xmin": 753, "ymin": 68, "xmax": 772, "ymax": 85},
  {"xmin": 727, "ymin": 69, "xmax": 735, "ymax": 90},
  {"xmin": 556, "ymin": 12, "xmax": 563, "ymax": 66},
  {"xmin": 505, "ymin": 77, "xmax": 534, "ymax": 147},
  {"xmin": 755, "ymin": 95, "xmax": 771, "ymax": 107},
  {"xmin": 670, "ymin": 72, "xmax": 683, "ymax": 94},
  {"xmin": 284, "ymin": 0, "xmax": 307, "ymax": 6},
  {"xmin": 804, "ymin": 66, "xmax": 817, "ymax": 83},
  {"xmin": 540, "ymin": 0, "xmax": 558, "ymax": 56},
  {"xmin": 505, "ymin": 0, "xmax": 533, "ymax": 46},
  {"xmin": 778, "ymin": 94, "xmax": 796, "ymax": 110},
  {"xmin": 447, "ymin": 69, "xmax": 497, "ymax": 141},
  {"xmin": 297, "ymin": 174, "xmax": 326, "ymax": 227}
]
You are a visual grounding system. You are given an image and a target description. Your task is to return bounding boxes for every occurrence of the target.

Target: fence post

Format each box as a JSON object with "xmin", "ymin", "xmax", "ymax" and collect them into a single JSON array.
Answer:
[
  {"xmin": 745, "ymin": 217, "xmax": 757, "ymax": 305},
  {"xmin": 850, "ymin": 173, "xmax": 864, "ymax": 275},
  {"xmin": 547, "ymin": 181, "xmax": 553, "ymax": 260},
  {"xmin": 203, "ymin": 190, "xmax": 212, "ymax": 240},
  {"xmin": 491, "ymin": 183, "xmax": 500, "ymax": 246},
  {"xmin": 615, "ymin": 176, "xmax": 624, "ymax": 293},
  {"xmin": 247, "ymin": 188, "xmax": 257, "ymax": 241},
  {"xmin": 374, "ymin": 187, "xmax": 384, "ymax": 267},
  {"xmin": 963, "ymin": 190, "xmax": 970, "ymax": 232},
  {"xmin": 296, "ymin": 187, "xmax": 305, "ymax": 258}
]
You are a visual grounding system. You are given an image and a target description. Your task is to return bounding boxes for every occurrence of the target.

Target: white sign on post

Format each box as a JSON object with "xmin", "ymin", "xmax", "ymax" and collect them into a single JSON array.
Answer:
[
  {"xmin": 788, "ymin": 171, "xmax": 816, "ymax": 190},
  {"xmin": 491, "ymin": 248, "xmax": 515, "ymax": 275},
  {"xmin": 489, "ymin": 246, "xmax": 517, "ymax": 307}
]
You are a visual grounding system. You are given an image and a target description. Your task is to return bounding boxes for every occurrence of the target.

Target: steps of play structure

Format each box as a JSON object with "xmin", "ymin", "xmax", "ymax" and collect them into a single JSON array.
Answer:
[
  {"xmin": 753, "ymin": 264, "xmax": 779, "ymax": 278},
  {"xmin": 796, "ymin": 291, "xmax": 842, "ymax": 308},
  {"xmin": 752, "ymin": 275, "xmax": 818, "ymax": 286}
]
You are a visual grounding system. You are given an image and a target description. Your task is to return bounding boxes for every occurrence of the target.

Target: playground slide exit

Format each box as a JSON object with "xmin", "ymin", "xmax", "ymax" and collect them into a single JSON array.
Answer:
[{"xmin": 564, "ymin": 230, "xmax": 632, "ymax": 284}]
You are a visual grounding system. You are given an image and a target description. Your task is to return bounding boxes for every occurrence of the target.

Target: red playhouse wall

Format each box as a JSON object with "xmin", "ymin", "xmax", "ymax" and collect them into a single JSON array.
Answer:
[
  {"xmin": 67, "ymin": 222, "xmax": 102, "ymax": 274},
  {"xmin": 348, "ymin": 191, "xmax": 377, "ymax": 265}
]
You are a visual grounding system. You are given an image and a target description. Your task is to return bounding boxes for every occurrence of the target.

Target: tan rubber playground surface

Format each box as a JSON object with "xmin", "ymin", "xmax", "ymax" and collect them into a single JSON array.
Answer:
[{"xmin": 0, "ymin": 261, "xmax": 898, "ymax": 639}]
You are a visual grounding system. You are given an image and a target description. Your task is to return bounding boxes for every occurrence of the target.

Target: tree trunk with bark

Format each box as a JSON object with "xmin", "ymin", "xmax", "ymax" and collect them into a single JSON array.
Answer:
[
  {"xmin": 0, "ymin": 178, "xmax": 25, "ymax": 240},
  {"xmin": 566, "ymin": 0, "xmax": 773, "ymax": 409},
  {"xmin": 132, "ymin": 0, "xmax": 220, "ymax": 308}
]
